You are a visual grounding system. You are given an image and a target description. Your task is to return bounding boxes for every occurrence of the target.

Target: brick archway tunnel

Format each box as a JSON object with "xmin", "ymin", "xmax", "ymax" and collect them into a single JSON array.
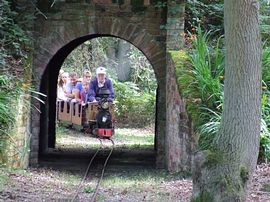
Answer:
[
  {"xmin": 30, "ymin": 1, "xmax": 192, "ymax": 172},
  {"xmin": 39, "ymin": 33, "xmax": 163, "ymax": 155}
]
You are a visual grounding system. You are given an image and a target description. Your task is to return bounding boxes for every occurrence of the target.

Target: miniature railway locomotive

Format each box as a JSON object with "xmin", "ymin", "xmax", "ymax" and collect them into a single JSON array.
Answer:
[{"xmin": 56, "ymin": 89, "xmax": 115, "ymax": 138}]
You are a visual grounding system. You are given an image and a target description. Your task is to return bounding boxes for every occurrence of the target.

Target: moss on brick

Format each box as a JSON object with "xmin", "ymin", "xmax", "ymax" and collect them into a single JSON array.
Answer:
[{"xmin": 169, "ymin": 50, "xmax": 190, "ymax": 92}]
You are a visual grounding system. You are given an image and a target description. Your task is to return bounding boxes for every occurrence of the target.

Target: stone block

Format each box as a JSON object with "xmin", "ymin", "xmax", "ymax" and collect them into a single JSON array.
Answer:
[
  {"xmin": 96, "ymin": 17, "xmax": 113, "ymax": 34},
  {"xmin": 110, "ymin": 18, "xmax": 123, "ymax": 36}
]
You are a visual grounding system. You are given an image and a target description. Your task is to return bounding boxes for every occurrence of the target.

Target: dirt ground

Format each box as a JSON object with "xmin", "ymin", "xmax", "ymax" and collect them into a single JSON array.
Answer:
[
  {"xmin": 0, "ymin": 128, "xmax": 269, "ymax": 201},
  {"xmin": 0, "ymin": 164, "xmax": 270, "ymax": 201}
]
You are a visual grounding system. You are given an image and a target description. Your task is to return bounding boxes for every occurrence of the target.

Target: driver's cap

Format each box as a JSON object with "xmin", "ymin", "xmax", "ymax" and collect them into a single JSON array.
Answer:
[{"xmin": 96, "ymin": 67, "xmax": 106, "ymax": 75}]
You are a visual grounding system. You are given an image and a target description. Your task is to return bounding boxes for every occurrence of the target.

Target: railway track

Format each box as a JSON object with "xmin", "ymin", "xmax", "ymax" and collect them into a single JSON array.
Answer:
[
  {"xmin": 71, "ymin": 138, "xmax": 115, "ymax": 202},
  {"xmin": 39, "ymin": 147, "xmax": 155, "ymax": 171}
]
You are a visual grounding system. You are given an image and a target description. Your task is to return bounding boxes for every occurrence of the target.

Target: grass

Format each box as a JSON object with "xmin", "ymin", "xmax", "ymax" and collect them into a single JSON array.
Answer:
[
  {"xmin": 79, "ymin": 169, "xmax": 190, "ymax": 190},
  {"xmin": 55, "ymin": 123, "xmax": 70, "ymax": 139},
  {"xmin": 113, "ymin": 128, "xmax": 154, "ymax": 144},
  {"xmin": 58, "ymin": 168, "xmax": 191, "ymax": 201},
  {"xmin": 72, "ymin": 169, "xmax": 192, "ymax": 201},
  {"xmin": 57, "ymin": 172, "xmax": 82, "ymax": 186},
  {"xmin": 0, "ymin": 169, "xmax": 9, "ymax": 192},
  {"xmin": 83, "ymin": 186, "xmax": 95, "ymax": 193},
  {"xmin": 101, "ymin": 170, "xmax": 175, "ymax": 188},
  {"xmin": 55, "ymin": 125, "xmax": 155, "ymax": 150}
]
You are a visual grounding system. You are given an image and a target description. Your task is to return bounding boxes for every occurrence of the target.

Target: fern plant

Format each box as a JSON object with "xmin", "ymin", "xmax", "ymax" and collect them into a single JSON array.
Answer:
[{"xmin": 175, "ymin": 26, "xmax": 224, "ymax": 130}]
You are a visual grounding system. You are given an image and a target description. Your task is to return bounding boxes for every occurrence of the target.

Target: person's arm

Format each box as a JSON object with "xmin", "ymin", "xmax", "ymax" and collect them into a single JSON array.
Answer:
[
  {"xmin": 75, "ymin": 82, "xmax": 82, "ymax": 91},
  {"xmin": 88, "ymin": 80, "xmax": 97, "ymax": 102},
  {"xmin": 107, "ymin": 79, "xmax": 115, "ymax": 102},
  {"xmin": 65, "ymin": 83, "xmax": 75, "ymax": 99},
  {"xmin": 73, "ymin": 88, "xmax": 80, "ymax": 102},
  {"xmin": 80, "ymin": 91, "xmax": 85, "ymax": 104}
]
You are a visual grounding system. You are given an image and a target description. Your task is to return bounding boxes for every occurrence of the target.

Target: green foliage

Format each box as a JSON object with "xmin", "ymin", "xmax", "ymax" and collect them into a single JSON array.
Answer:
[
  {"xmin": 0, "ymin": 0, "xmax": 37, "ymax": 167},
  {"xmin": 83, "ymin": 186, "xmax": 95, "ymax": 193},
  {"xmin": 262, "ymin": 46, "xmax": 270, "ymax": 85},
  {"xmin": 260, "ymin": 1, "xmax": 270, "ymax": 43},
  {"xmin": 185, "ymin": 0, "xmax": 268, "ymax": 40},
  {"xmin": 185, "ymin": 0, "xmax": 224, "ymax": 33},
  {"xmin": 198, "ymin": 108, "xmax": 221, "ymax": 150},
  {"xmin": 0, "ymin": 169, "xmax": 8, "ymax": 192},
  {"xmin": 131, "ymin": 0, "xmax": 146, "ymax": 12},
  {"xmin": 128, "ymin": 47, "xmax": 156, "ymax": 93},
  {"xmin": 0, "ymin": 0, "xmax": 32, "ymax": 67},
  {"xmin": 0, "ymin": 75, "xmax": 22, "ymax": 163},
  {"xmin": 191, "ymin": 191, "xmax": 213, "ymax": 202},
  {"xmin": 154, "ymin": 1, "xmax": 167, "ymax": 9},
  {"xmin": 113, "ymin": 80, "xmax": 156, "ymax": 127},
  {"xmin": 260, "ymin": 92, "xmax": 270, "ymax": 160},
  {"xmin": 0, "ymin": 75, "xmax": 20, "ymax": 131},
  {"xmin": 172, "ymin": 27, "xmax": 224, "ymax": 133},
  {"xmin": 176, "ymin": 26, "xmax": 270, "ymax": 160},
  {"xmin": 0, "ymin": 74, "xmax": 45, "ymax": 165}
]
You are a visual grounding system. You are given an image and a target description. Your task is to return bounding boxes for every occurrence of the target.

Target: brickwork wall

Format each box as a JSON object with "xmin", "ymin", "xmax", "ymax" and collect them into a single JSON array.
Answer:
[
  {"xmin": 165, "ymin": 0, "xmax": 192, "ymax": 172},
  {"xmin": 27, "ymin": 0, "xmax": 192, "ymax": 172},
  {"xmin": 166, "ymin": 56, "xmax": 193, "ymax": 172}
]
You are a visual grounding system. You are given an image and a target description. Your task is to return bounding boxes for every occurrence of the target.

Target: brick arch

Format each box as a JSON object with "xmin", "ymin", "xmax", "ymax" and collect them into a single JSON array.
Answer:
[
  {"xmin": 31, "ymin": 18, "xmax": 167, "ymax": 167},
  {"xmin": 35, "ymin": 18, "xmax": 166, "ymax": 82}
]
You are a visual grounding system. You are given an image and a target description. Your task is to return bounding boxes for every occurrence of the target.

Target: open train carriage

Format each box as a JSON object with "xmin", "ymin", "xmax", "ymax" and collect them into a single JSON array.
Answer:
[
  {"xmin": 57, "ymin": 99, "xmax": 115, "ymax": 138},
  {"xmin": 57, "ymin": 100, "xmax": 71, "ymax": 123}
]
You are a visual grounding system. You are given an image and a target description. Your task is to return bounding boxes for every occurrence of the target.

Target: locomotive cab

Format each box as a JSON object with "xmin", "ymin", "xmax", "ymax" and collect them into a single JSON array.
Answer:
[{"xmin": 91, "ymin": 88, "xmax": 114, "ymax": 138}]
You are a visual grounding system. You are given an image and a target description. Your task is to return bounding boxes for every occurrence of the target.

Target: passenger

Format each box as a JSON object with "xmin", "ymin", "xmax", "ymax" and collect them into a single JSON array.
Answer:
[
  {"xmin": 57, "ymin": 71, "xmax": 69, "ymax": 101},
  {"xmin": 65, "ymin": 72, "xmax": 78, "ymax": 99},
  {"xmin": 76, "ymin": 70, "xmax": 92, "ymax": 92},
  {"xmin": 88, "ymin": 67, "xmax": 115, "ymax": 102},
  {"xmin": 80, "ymin": 80, "xmax": 90, "ymax": 104},
  {"xmin": 74, "ymin": 70, "xmax": 91, "ymax": 101}
]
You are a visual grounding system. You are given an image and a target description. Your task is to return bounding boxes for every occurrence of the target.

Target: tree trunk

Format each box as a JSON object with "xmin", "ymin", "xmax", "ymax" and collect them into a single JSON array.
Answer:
[
  {"xmin": 192, "ymin": 0, "xmax": 262, "ymax": 201},
  {"xmin": 115, "ymin": 40, "xmax": 131, "ymax": 81}
]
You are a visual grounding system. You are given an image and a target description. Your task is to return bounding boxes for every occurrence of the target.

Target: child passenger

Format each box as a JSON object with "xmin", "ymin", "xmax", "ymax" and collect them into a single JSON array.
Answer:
[{"xmin": 81, "ymin": 80, "xmax": 90, "ymax": 104}]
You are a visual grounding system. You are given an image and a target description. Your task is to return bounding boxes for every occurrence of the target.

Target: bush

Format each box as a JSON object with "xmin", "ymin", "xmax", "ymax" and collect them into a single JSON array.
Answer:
[
  {"xmin": 0, "ymin": 75, "xmax": 21, "ymax": 163},
  {"xmin": 173, "ymin": 26, "xmax": 270, "ymax": 161},
  {"xmin": 172, "ymin": 27, "xmax": 224, "ymax": 130},
  {"xmin": 262, "ymin": 46, "xmax": 270, "ymax": 85},
  {"xmin": 113, "ymin": 80, "xmax": 156, "ymax": 127},
  {"xmin": 185, "ymin": 0, "xmax": 224, "ymax": 34}
]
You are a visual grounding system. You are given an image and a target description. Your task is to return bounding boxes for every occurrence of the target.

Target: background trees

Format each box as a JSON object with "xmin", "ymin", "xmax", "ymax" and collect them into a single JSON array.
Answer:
[{"xmin": 61, "ymin": 37, "xmax": 157, "ymax": 128}]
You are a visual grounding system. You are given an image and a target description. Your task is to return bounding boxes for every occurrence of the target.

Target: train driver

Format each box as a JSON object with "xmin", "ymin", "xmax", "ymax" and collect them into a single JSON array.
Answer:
[{"xmin": 88, "ymin": 67, "xmax": 115, "ymax": 102}]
